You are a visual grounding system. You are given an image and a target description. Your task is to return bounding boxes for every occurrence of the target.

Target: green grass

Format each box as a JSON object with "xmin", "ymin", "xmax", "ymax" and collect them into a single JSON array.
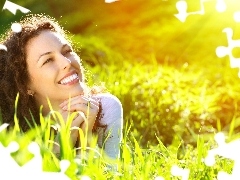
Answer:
[
  {"xmin": 0, "ymin": 117, "xmax": 235, "ymax": 180},
  {"xmin": 0, "ymin": 61, "xmax": 239, "ymax": 179},
  {"xmin": 85, "ymin": 60, "xmax": 240, "ymax": 146}
]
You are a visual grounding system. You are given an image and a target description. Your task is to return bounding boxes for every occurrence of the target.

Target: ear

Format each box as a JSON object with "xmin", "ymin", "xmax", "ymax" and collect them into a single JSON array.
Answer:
[{"xmin": 27, "ymin": 89, "xmax": 35, "ymax": 96}]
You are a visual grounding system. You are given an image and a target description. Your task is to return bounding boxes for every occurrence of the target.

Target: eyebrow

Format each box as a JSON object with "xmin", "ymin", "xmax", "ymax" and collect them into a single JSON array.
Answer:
[
  {"xmin": 38, "ymin": 52, "xmax": 52, "ymax": 62},
  {"xmin": 37, "ymin": 44, "xmax": 70, "ymax": 62}
]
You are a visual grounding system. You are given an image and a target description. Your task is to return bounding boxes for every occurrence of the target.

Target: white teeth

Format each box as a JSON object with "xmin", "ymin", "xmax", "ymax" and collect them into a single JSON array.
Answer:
[{"xmin": 59, "ymin": 73, "xmax": 79, "ymax": 84}]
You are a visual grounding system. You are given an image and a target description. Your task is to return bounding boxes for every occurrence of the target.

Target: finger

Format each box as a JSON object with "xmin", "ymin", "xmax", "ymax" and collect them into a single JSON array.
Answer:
[
  {"xmin": 79, "ymin": 115, "xmax": 96, "ymax": 132},
  {"xmin": 87, "ymin": 96, "xmax": 100, "ymax": 106},
  {"xmin": 71, "ymin": 112, "xmax": 85, "ymax": 127},
  {"xmin": 59, "ymin": 95, "xmax": 89, "ymax": 107},
  {"xmin": 64, "ymin": 103, "xmax": 99, "ymax": 117},
  {"xmin": 60, "ymin": 95, "xmax": 99, "ymax": 109},
  {"xmin": 75, "ymin": 96, "xmax": 99, "ymax": 107},
  {"xmin": 55, "ymin": 110, "xmax": 86, "ymax": 128},
  {"xmin": 91, "ymin": 96, "xmax": 101, "ymax": 104},
  {"xmin": 82, "ymin": 98, "xmax": 99, "ymax": 110},
  {"xmin": 60, "ymin": 98, "xmax": 99, "ymax": 113}
]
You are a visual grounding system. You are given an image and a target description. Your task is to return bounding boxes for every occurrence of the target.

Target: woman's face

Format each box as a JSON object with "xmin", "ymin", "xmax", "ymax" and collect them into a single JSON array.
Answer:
[{"xmin": 26, "ymin": 30, "xmax": 85, "ymax": 109}]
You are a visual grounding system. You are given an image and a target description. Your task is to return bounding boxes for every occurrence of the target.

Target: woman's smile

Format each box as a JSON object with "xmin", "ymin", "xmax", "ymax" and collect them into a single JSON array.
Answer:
[{"xmin": 58, "ymin": 72, "xmax": 79, "ymax": 85}]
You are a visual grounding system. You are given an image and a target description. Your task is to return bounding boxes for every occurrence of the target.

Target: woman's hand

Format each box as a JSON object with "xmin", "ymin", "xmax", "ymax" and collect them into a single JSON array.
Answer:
[
  {"xmin": 59, "ymin": 95, "xmax": 100, "ymax": 145},
  {"xmin": 51, "ymin": 109, "xmax": 86, "ymax": 155}
]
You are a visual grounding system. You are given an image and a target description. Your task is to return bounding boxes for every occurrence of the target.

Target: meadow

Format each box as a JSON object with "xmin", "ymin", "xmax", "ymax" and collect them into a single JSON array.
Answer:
[
  {"xmin": 1, "ymin": 0, "xmax": 240, "ymax": 179},
  {"xmin": 0, "ymin": 62, "xmax": 239, "ymax": 179}
]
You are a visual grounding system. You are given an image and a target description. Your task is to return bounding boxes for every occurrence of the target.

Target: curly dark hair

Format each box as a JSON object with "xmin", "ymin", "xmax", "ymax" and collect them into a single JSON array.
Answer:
[{"xmin": 0, "ymin": 14, "xmax": 70, "ymax": 131}]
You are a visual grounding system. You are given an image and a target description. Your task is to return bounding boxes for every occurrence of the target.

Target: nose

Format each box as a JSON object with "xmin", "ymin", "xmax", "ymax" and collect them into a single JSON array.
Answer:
[{"xmin": 58, "ymin": 54, "xmax": 71, "ymax": 69}]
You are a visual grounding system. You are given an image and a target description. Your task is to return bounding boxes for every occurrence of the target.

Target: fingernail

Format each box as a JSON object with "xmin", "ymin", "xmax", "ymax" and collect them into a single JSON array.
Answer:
[
  {"xmin": 62, "ymin": 106, "xmax": 67, "ymax": 110},
  {"xmin": 82, "ymin": 96, "xmax": 89, "ymax": 101}
]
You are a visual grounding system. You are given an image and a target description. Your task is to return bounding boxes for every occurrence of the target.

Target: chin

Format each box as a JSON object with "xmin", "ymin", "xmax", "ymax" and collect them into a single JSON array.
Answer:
[{"xmin": 69, "ymin": 87, "xmax": 85, "ymax": 97}]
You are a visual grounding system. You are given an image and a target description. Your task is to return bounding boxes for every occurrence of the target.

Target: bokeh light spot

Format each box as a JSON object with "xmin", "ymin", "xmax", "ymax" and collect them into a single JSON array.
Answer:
[
  {"xmin": 80, "ymin": 175, "xmax": 91, "ymax": 180},
  {"xmin": 216, "ymin": 0, "xmax": 226, "ymax": 12},
  {"xmin": 154, "ymin": 176, "xmax": 165, "ymax": 180},
  {"xmin": 105, "ymin": 0, "xmax": 119, "ymax": 3},
  {"xmin": 234, "ymin": 11, "xmax": 240, "ymax": 22},
  {"xmin": 204, "ymin": 153, "xmax": 216, "ymax": 166},
  {"xmin": 11, "ymin": 23, "xmax": 22, "ymax": 33}
]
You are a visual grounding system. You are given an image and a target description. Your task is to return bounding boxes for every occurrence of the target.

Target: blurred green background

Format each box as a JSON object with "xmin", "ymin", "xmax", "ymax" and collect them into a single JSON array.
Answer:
[{"xmin": 1, "ymin": 0, "xmax": 240, "ymax": 147}]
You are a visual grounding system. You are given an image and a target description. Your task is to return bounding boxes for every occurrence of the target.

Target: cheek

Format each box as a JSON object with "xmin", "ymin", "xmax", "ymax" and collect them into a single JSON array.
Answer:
[
  {"xmin": 26, "ymin": 59, "xmax": 40, "ymax": 87},
  {"xmin": 27, "ymin": 68, "xmax": 37, "ymax": 86},
  {"xmin": 28, "ymin": 65, "xmax": 40, "ymax": 80},
  {"xmin": 27, "ymin": 68, "xmax": 48, "ymax": 91},
  {"xmin": 27, "ymin": 73, "xmax": 41, "ymax": 91}
]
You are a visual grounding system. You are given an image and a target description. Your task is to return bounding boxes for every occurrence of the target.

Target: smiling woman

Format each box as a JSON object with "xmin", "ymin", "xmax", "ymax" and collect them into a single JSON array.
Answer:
[
  {"xmin": 26, "ymin": 30, "xmax": 86, "ymax": 115},
  {"xmin": 0, "ymin": 14, "xmax": 123, "ymax": 159}
]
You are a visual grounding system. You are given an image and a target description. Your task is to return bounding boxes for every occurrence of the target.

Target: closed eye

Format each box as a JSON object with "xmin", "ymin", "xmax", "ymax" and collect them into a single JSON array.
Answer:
[
  {"xmin": 63, "ymin": 49, "xmax": 73, "ymax": 56},
  {"xmin": 42, "ymin": 58, "xmax": 53, "ymax": 66}
]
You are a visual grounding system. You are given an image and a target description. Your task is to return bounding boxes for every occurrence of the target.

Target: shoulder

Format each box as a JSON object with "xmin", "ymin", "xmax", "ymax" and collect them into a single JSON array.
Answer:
[
  {"xmin": 92, "ymin": 93, "xmax": 122, "ymax": 109},
  {"xmin": 93, "ymin": 93, "xmax": 123, "ymax": 122}
]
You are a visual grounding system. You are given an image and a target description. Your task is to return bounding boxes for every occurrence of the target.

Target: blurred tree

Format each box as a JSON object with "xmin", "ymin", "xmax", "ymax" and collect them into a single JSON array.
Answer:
[
  {"xmin": 0, "ymin": 0, "xmax": 5, "ymax": 10},
  {"xmin": 1, "ymin": 0, "xmax": 239, "ymax": 67}
]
